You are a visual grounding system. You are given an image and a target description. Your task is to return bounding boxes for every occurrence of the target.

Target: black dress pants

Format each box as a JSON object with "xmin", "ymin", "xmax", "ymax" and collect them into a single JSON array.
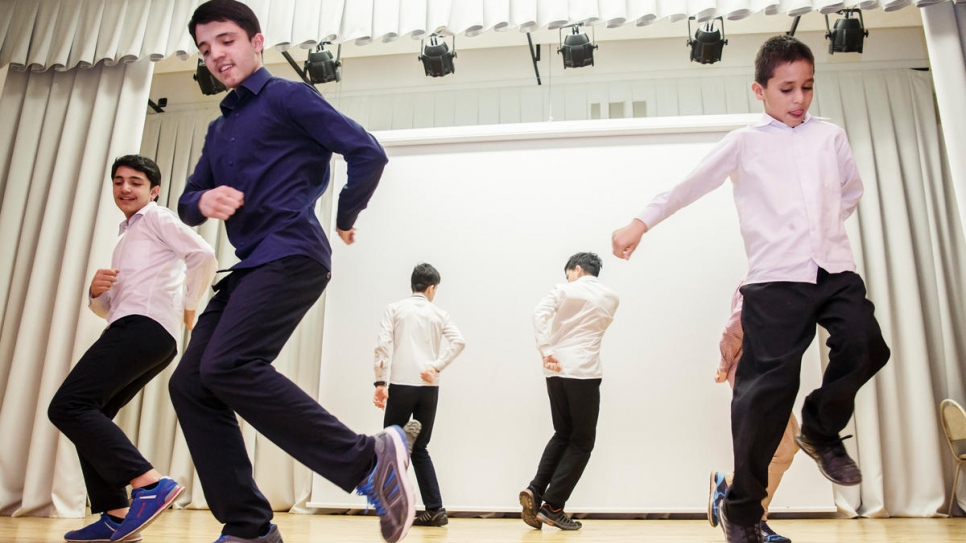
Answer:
[
  {"xmin": 383, "ymin": 384, "xmax": 442, "ymax": 510},
  {"xmin": 530, "ymin": 376, "xmax": 601, "ymax": 509},
  {"xmin": 169, "ymin": 256, "xmax": 375, "ymax": 538},
  {"xmin": 725, "ymin": 270, "xmax": 890, "ymax": 525},
  {"xmin": 48, "ymin": 315, "xmax": 176, "ymax": 513}
]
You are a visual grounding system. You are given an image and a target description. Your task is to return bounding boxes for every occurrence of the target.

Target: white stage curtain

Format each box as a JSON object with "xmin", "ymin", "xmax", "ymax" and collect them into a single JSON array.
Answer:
[
  {"xmin": 920, "ymin": 0, "xmax": 966, "ymax": 513},
  {"xmin": 0, "ymin": 59, "xmax": 155, "ymax": 517},
  {"xmin": 2, "ymin": 0, "xmax": 962, "ymax": 71}
]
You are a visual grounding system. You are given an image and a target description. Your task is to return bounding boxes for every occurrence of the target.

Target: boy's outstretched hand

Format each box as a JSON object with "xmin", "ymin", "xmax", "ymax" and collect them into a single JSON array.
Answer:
[{"xmin": 611, "ymin": 219, "xmax": 648, "ymax": 260}]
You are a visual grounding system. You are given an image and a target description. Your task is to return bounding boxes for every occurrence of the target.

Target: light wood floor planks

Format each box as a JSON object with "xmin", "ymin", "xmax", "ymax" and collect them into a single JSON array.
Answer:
[{"xmin": 1, "ymin": 510, "xmax": 964, "ymax": 543}]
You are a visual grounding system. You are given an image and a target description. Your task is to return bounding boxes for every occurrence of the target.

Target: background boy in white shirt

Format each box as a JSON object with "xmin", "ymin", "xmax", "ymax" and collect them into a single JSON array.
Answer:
[
  {"xmin": 611, "ymin": 36, "xmax": 891, "ymax": 543},
  {"xmin": 373, "ymin": 263, "xmax": 465, "ymax": 528},
  {"xmin": 519, "ymin": 252, "xmax": 619, "ymax": 531},
  {"xmin": 48, "ymin": 155, "xmax": 217, "ymax": 543}
]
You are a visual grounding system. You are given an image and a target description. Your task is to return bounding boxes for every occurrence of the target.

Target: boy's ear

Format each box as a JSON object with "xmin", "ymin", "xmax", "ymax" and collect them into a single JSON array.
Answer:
[
  {"xmin": 751, "ymin": 81, "xmax": 765, "ymax": 101},
  {"xmin": 252, "ymin": 33, "xmax": 265, "ymax": 54},
  {"xmin": 150, "ymin": 185, "xmax": 161, "ymax": 201}
]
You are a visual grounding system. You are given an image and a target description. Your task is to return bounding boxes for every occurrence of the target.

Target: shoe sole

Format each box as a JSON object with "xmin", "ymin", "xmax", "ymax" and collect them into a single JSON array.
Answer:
[
  {"xmin": 384, "ymin": 426, "xmax": 416, "ymax": 543},
  {"xmin": 518, "ymin": 490, "xmax": 542, "ymax": 530},
  {"xmin": 66, "ymin": 538, "xmax": 142, "ymax": 543},
  {"xmin": 794, "ymin": 435, "xmax": 862, "ymax": 486},
  {"xmin": 707, "ymin": 471, "xmax": 720, "ymax": 528},
  {"xmin": 536, "ymin": 511, "xmax": 581, "ymax": 531},
  {"xmin": 112, "ymin": 484, "xmax": 185, "ymax": 542}
]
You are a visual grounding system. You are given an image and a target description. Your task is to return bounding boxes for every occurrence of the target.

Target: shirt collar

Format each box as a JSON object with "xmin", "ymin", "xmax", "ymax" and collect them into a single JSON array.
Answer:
[
  {"xmin": 753, "ymin": 112, "xmax": 815, "ymax": 129},
  {"xmin": 220, "ymin": 67, "xmax": 272, "ymax": 117},
  {"xmin": 119, "ymin": 201, "xmax": 155, "ymax": 235},
  {"xmin": 411, "ymin": 293, "xmax": 428, "ymax": 300}
]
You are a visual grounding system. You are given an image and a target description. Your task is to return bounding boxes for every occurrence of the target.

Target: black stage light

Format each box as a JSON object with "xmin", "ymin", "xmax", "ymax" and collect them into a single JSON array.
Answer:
[
  {"xmin": 825, "ymin": 9, "xmax": 868, "ymax": 54},
  {"xmin": 304, "ymin": 42, "xmax": 342, "ymax": 84},
  {"xmin": 193, "ymin": 58, "xmax": 226, "ymax": 95},
  {"xmin": 419, "ymin": 35, "xmax": 456, "ymax": 77},
  {"xmin": 558, "ymin": 24, "xmax": 597, "ymax": 69},
  {"xmin": 687, "ymin": 17, "xmax": 728, "ymax": 65}
]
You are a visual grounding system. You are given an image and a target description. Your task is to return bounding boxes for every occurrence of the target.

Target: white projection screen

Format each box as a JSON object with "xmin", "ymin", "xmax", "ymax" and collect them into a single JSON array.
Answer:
[{"xmin": 308, "ymin": 115, "xmax": 834, "ymax": 514}]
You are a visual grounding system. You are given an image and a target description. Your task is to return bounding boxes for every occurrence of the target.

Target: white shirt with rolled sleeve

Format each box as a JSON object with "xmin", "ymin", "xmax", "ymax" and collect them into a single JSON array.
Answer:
[
  {"xmin": 637, "ymin": 113, "xmax": 862, "ymax": 285},
  {"xmin": 373, "ymin": 294, "xmax": 466, "ymax": 387},
  {"xmin": 533, "ymin": 275, "xmax": 619, "ymax": 379},
  {"xmin": 89, "ymin": 201, "xmax": 217, "ymax": 345}
]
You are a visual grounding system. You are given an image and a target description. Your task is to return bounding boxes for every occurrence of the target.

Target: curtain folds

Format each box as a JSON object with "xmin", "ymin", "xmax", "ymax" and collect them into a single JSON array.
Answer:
[
  {"xmin": 2, "ymin": 0, "xmax": 962, "ymax": 72},
  {"xmin": 0, "ymin": 59, "xmax": 155, "ymax": 517}
]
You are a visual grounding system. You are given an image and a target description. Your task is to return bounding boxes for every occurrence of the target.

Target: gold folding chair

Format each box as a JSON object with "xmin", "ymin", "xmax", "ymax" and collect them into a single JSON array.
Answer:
[{"xmin": 940, "ymin": 399, "xmax": 966, "ymax": 516}]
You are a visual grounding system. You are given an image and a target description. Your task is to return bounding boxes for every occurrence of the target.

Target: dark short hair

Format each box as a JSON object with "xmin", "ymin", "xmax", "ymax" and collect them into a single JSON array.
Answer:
[
  {"xmin": 411, "ymin": 263, "xmax": 441, "ymax": 293},
  {"xmin": 111, "ymin": 155, "xmax": 162, "ymax": 202},
  {"xmin": 565, "ymin": 252, "xmax": 602, "ymax": 277},
  {"xmin": 754, "ymin": 35, "xmax": 815, "ymax": 87},
  {"xmin": 189, "ymin": 0, "xmax": 262, "ymax": 45}
]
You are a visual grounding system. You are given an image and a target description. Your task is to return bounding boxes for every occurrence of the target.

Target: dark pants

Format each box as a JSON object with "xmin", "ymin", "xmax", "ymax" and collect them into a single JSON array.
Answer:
[
  {"xmin": 383, "ymin": 384, "xmax": 442, "ymax": 510},
  {"xmin": 726, "ymin": 270, "xmax": 890, "ymax": 525},
  {"xmin": 168, "ymin": 256, "xmax": 375, "ymax": 539},
  {"xmin": 530, "ymin": 377, "xmax": 601, "ymax": 509},
  {"xmin": 48, "ymin": 315, "xmax": 176, "ymax": 513}
]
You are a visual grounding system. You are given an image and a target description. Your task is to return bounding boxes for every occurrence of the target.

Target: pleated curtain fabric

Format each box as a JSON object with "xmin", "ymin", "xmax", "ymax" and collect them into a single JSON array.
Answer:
[{"xmin": 0, "ymin": 59, "xmax": 155, "ymax": 517}]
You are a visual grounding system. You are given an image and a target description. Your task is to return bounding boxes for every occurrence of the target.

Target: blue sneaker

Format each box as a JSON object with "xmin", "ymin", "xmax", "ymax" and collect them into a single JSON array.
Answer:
[
  {"xmin": 64, "ymin": 513, "xmax": 141, "ymax": 542},
  {"xmin": 708, "ymin": 471, "xmax": 728, "ymax": 527},
  {"xmin": 761, "ymin": 520, "xmax": 791, "ymax": 542},
  {"xmin": 213, "ymin": 523, "xmax": 283, "ymax": 543},
  {"xmin": 356, "ymin": 425, "xmax": 416, "ymax": 543},
  {"xmin": 111, "ymin": 477, "xmax": 184, "ymax": 541}
]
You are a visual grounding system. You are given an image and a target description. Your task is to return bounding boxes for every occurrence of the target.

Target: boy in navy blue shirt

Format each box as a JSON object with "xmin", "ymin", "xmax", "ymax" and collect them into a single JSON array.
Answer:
[{"xmin": 169, "ymin": 2, "xmax": 418, "ymax": 542}]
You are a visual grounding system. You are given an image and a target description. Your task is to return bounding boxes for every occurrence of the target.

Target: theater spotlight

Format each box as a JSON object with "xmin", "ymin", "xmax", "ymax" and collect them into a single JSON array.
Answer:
[
  {"xmin": 687, "ymin": 17, "xmax": 727, "ymax": 65},
  {"xmin": 558, "ymin": 24, "xmax": 597, "ymax": 69},
  {"xmin": 419, "ymin": 35, "xmax": 456, "ymax": 77},
  {"xmin": 825, "ymin": 9, "xmax": 868, "ymax": 54},
  {"xmin": 304, "ymin": 42, "xmax": 342, "ymax": 84},
  {"xmin": 193, "ymin": 58, "xmax": 226, "ymax": 95}
]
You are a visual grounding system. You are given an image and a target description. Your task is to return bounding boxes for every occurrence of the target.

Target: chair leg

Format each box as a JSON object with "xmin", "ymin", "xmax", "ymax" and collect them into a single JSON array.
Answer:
[{"xmin": 950, "ymin": 463, "xmax": 962, "ymax": 517}]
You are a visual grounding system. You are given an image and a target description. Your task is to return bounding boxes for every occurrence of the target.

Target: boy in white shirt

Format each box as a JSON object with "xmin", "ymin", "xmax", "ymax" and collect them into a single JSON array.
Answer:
[
  {"xmin": 612, "ymin": 36, "xmax": 890, "ymax": 543},
  {"xmin": 373, "ymin": 263, "xmax": 465, "ymax": 527},
  {"xmin": 519, "ymin": 252, "xmax": 619, "ymax": 531},
  {"xmin": 48, "ymin": 155, "xmax": 217, "ymax": 543}
]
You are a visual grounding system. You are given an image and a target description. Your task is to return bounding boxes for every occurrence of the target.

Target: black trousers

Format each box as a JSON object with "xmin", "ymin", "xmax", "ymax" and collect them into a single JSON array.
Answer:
[
  {"xmin": 383, "ymin": 384, "xmax": 442, "ymax": 510},
  {"xmin": 168, "ymin": 256, "xmax": 375, "ymax": 539},
  {"xmin": 530, "ymin": 377, "xmax": 601, "ymax": 509},
  {"xmin": 48, "ymin": 315, "xmax": 177, "ymax": 513},
  {"xmin": 726, "ymin": 270, "xmax": 890, "ymax": 525}
]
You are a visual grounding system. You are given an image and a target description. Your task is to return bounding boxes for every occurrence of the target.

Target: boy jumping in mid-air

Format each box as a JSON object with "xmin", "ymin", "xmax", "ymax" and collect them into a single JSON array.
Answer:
[{"xmin": 612, "ymin": 35, "xmax": 890, "ymax": 543}]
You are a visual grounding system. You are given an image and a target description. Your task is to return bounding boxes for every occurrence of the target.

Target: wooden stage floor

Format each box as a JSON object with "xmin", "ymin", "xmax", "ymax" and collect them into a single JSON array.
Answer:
[{"xmin": 1, "ymin": 509, "xmax": 963, "ymax": 543}]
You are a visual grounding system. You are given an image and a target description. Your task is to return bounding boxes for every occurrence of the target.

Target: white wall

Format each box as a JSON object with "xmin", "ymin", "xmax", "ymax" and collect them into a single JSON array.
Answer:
[{"xmin": 308, "ymin": 117, "xmax": 834, "ymax": 513}]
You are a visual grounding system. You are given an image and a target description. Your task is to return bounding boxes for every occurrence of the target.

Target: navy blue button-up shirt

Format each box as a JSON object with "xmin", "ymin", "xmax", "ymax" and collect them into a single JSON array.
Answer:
[{"xmin": 179, "ymin": 68, "xmax": 387, "ymax": 272}]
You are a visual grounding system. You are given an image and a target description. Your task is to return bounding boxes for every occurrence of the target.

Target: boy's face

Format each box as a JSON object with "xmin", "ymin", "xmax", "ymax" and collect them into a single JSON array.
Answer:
[
  {"xmin": 113, "ymin": 166, "xmax": 159, "ymax": 220},
  {"xmin": 752, "ymin": 59, "xmax": 814, "ymax": 128},
  {"xmin": 195, "ymin": 20, "xmax": 264, "ymax": 90}
]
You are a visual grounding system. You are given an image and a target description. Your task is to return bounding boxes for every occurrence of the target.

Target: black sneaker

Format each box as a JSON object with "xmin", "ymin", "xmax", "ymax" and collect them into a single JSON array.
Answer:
[
  {"xmin": 518, "ymin": 488, "xmax": 542, "ymax": 530},
  {"xmin": 412, "ymin": 509, "xmax": 448, "ymax": 527},
  {"xmin": 761, "ymin": 520, "xmax": 791, "ymax": 542},
  {"xmin": 795, "ymin": 433, "xmax": 862, "ymax": 486},
  {"xmin": 536, "ymin": 504, "xmax": 582, "ymax": 531},
  {"xmin": 719, "ymin": 504, "xmax": 763, "ymax": 543}
]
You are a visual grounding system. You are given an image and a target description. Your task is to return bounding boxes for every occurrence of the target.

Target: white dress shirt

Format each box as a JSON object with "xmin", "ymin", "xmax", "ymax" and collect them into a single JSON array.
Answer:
[
  {"xmin": 89, "ymin": 201, "xmax": 217, "ymax": 343},
  {"xmin": 637, "ymin": 113, "xmax": 862, "ymax": 285},
  {"xmin": 533, "ymin": 276, "xmax": 620, "ymax": 379},
  {"xmin": 374, "ymin": 294, "xmax": 466, "ymax": 387}
]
